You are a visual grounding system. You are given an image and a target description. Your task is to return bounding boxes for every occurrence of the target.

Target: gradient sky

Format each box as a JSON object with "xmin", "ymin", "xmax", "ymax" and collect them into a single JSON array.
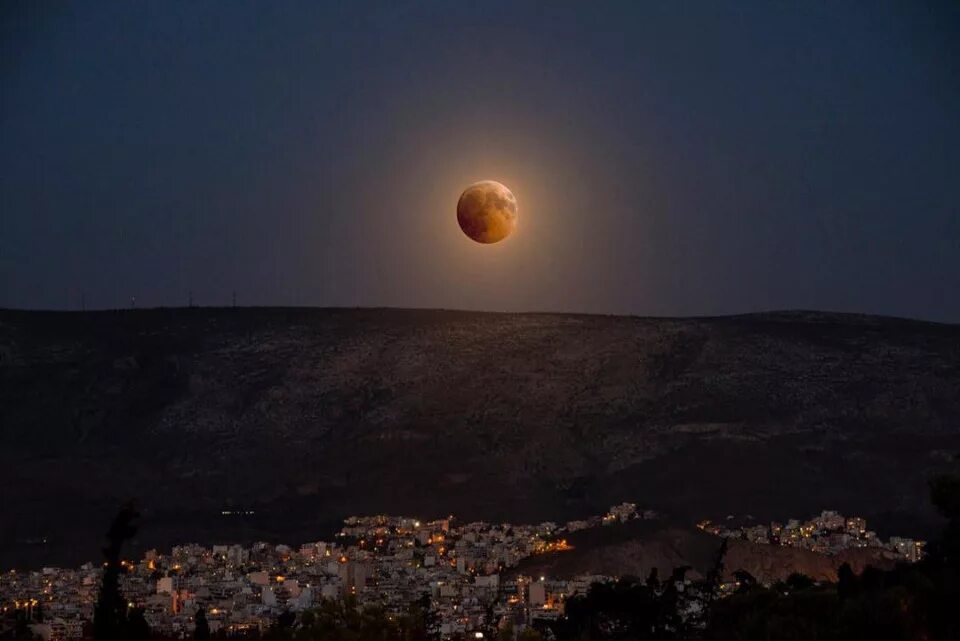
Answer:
[{"xmin": 2, "ymin": 1, "xmax": 958, "ymax": 320}]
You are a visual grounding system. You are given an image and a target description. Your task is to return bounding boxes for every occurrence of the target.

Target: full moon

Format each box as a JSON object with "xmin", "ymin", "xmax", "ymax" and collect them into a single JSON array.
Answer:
[{"xmin": 456, "ymin": 180, "xmax": 518, "ymax": 244}]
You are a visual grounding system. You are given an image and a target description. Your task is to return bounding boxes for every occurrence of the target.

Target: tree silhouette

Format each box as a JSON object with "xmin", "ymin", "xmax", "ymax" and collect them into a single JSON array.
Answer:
[
  {"xmin": 194, "ymin": 607, "xmax": 210, "ymax": 641},
  {"xmin": 93, "ymin": 501, "xmax": 141, "ymax": 641},
  {"xmin": 784, "ymin": 572, "xmax": 813, "ymax": 592},
  {"xmin": 553, "ymin": 577, "xmax": 675, "ymax": 641},
  {"xmin": 645, "ymin": 567, "xmax": 660, "ymax": 591},
  {"xmin": 930, "ymin": 474, "xmax": 960, "ymax": 564},
  {"xmin": 837, "ymin": 562, "xmax": 858, "ymax": 602},
  {"xmin": 127, "ymin": 607, "xmax": 150, "ymax": 641},
  {"xmin": 704, "ymin": 538, "xmax": 728, "ymax": 604},
  {"xmin": 290, "ymin": 597, "xmax": 401, "ymax": 640},
  {"xmin": 516, "ymin": 628, "xmax": 543, "ymax": 641},
  {"xmin": 405, "ymin": 593, "xmax": 439, "ymax": 641},
  {"xmin": 732, "ymin": 569, "xmax": 757, "ymax": 592}
]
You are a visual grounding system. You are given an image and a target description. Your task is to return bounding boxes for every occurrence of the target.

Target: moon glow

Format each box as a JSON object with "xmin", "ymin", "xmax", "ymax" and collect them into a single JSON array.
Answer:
[{"xmin": 457, "ymin": 181, "xmax": 518, "ymax": 244}]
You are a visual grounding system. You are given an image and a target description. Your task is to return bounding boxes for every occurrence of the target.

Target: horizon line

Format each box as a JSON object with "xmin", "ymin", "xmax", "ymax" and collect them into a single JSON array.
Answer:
[{"xmin": 0, "ymin": 304, "xmax": 955, "ymax": 326}]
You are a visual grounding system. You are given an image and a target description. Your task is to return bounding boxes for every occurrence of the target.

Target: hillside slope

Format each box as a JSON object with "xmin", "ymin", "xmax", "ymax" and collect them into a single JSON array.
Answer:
[
  {"xmin": 1, "ymin": 307, "xmax": 958, "ymax": 567},
  {"xmin": 509, "ymin": 520, "xmax": 897, "ymax": 585}
]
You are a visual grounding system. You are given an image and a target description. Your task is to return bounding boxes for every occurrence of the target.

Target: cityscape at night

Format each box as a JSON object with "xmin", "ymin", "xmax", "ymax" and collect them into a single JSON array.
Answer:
[
  {"xmin": 0, "ymin": 504, "xmax": 927, "ymax": 639},
  {"xmin": 2, "ymin": 1, "xmax": 959, "ymax": 640}
]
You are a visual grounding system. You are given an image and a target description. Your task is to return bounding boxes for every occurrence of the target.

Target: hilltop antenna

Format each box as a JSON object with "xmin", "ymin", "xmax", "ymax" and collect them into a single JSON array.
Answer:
[
  {"xmin": 232, "ymin": 290, "xmax": 236, "ymax": 308},
  {"xmin": 188, "ymin": 290, "xmax": 194, "ymax": 308},
  {"xmin": 131, "ymin": 296, "xmax": 136, "ymax": 309}
]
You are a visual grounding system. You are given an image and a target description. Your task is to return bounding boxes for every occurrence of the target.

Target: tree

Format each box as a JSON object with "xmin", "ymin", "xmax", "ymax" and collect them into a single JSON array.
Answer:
[
  {"xmin": 704, "ymin": 539, "xmax": 728, "ymax": 603},
  {"xmin": 289, "ymin": 598, "xmax": 401, "ymax": 641},
  {"xmin": 400, "ymin": 593, "xmax": 438, "ymax": 641},
  {"xmin": 705, "ymin": 472, "xmax": 960, "ymax": 641},
  {"xmin": 645, "ymin": 567, "xmax": 660, "ymax": 591},
  {"xmin": 930, "ymin": 474, "xmax": 960, "ymax": 564},
  {"xmin": 516, "ymin": 628, "xmax": 543, "ymax": 641},
  {"xmin": 127, "ymin": 607, "xmax": 150, "ymax": 641},
  {"xmin": 837, "ymin": 562, "xmax": 858, "ymax": 602},
  {"xmin": 93, "ymin": 501, "xmax": 141, "ymax": 641},
  {"xmin": 733, "ymin": 569, "xmax": 757, "ymax": 593},
  {"xmin": 263, "ymin": 610, "xmax": 295, "ymax": 641},
  {"xmin": 784, "ymin": 573, "xmax": 813, "ymax": 592},
  {"xmin": 11, "ymin": 609, "xmax": 34, "ymax": 641},
  {"xmin": 553, "ymin": 578, "xmax": 676, "ymax": 641},
  {"xmin": 194, "ymin": 608, "xmax": 211, "ymax": 641}
]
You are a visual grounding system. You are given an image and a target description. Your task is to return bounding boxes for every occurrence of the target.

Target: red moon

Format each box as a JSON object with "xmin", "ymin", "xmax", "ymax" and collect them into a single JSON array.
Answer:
[{"xmin": 456, "ymin": 181, "xmax": 518, "ymax": 244}]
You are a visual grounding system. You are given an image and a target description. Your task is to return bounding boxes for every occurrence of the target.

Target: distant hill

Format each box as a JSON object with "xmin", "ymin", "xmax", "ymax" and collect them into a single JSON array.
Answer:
[
  {"xmin": 1, "ymin": 307, "xmax": 958, "ymax": 568},
  {"xmin": 509, "ymin": 519, "xmax": 897, "ymax": 585}
]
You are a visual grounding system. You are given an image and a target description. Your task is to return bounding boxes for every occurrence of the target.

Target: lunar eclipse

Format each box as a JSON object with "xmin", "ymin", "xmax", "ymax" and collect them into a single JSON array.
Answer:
[{"xmin": 457, "ymin": 180, "xmax": 518, "ymax": 244}]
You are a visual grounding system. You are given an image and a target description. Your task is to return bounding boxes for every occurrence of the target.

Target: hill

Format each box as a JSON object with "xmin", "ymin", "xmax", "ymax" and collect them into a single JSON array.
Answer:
[
  {"xmin": 508, "ymin": 519, "xmax": 896, "ymax": 585},
  {"xmin": 1, "ymin": 307, "xmax": 958, "ymax": 567}
]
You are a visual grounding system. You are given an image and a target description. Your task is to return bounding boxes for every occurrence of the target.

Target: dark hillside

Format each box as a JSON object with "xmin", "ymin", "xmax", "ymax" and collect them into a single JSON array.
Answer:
[{"xmin": 1, "ymin": 307, "xmax": 958, "ymax": 567}]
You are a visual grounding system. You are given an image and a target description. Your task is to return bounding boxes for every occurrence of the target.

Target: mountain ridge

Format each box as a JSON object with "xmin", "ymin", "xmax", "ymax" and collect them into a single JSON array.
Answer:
[{"xmin": 1, "ymin": 307, "xmax": 958, "ymax": 567}]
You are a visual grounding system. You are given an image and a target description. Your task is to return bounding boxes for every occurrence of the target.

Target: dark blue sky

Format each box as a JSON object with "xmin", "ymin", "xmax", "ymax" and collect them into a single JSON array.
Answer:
[{"xmin": 2, "ymin": 1, "xmax": 958, "ymax": 320}]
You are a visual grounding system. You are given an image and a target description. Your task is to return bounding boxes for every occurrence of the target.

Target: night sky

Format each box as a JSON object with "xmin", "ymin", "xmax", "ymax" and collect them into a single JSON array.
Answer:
[{"xmin": 2, "ymin": 1, "xmax": 958, "ymax": 320}]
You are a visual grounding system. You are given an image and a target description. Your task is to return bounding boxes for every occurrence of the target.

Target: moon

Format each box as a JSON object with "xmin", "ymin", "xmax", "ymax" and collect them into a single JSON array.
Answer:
[{"xmin": 456, "ymin": 180, "xmax": 518, "ymax": 244}]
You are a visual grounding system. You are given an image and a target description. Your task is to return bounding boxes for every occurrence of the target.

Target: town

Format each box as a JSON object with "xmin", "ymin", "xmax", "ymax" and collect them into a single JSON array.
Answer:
[
  {"xmin": 696, "ymin": 510, "xmax": 924, "ymax": 562},
  {"xmin": 1, "ymin": 505, "xmax": 924, "ymax": 640}
]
